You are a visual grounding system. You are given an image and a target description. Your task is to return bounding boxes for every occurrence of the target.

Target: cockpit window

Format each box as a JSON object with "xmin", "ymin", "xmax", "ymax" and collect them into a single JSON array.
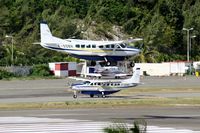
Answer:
[
  {"xmin": 111, "ymin": 44, "xmax": 115, "ymax": 48},
  {"xmin": 84, "ymin": 81, "xmax": 90, "ymax": 84},
  {"xmin": 120, "ymin": 43, "xmax": 126, "ymax": 48}
]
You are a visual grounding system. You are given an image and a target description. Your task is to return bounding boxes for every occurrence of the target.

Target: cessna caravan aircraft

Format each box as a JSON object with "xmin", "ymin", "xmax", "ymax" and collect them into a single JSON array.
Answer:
[
  {"xmin": 40, "ymin": 21, "xmax": 141, "ymax": 63},
  {"xmin": 71, "ymin": 68, "xmax": 140, "ymax": 98}
]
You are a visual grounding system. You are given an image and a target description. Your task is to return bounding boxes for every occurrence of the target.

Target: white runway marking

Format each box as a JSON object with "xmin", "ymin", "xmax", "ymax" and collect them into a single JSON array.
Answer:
[{"xmin": 0, "ymin": 117, "xmax": 198, "ymax": 133}]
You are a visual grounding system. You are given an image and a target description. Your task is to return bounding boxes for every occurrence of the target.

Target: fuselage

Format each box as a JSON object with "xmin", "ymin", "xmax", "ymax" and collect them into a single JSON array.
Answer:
[
  {"xmin": 40, "ymin": 22, "xmax": 140, "ymax": 61},
  {"xmin": 71, "ymin": 80, "xmax": 138, "ymax": 96},
  {"xmin": 41, "ymin": 38, "xmax": 140, "ymax": 61}
]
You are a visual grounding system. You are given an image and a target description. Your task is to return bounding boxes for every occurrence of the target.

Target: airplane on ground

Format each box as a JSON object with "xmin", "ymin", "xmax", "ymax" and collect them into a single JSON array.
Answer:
[
  {"xmin": 71, "ymin": 68, "xmax": 140, "ymax": 98},
  {"xmin": 39, "ymin": 21, "xmax": 142, "ymax": 64},
  {"xmin": 94, "ymin": 63, "xmax": 128, "ymax": 78}
]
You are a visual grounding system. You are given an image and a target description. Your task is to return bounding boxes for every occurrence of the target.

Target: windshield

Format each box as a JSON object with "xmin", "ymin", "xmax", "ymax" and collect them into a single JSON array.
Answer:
[
  {"xmin": 83, "ymin": 81, "xmax": 90, "ymax": 84},
  {"xmin": 119, "ymin": 43, "xmax": 126, "ymax": 48}
]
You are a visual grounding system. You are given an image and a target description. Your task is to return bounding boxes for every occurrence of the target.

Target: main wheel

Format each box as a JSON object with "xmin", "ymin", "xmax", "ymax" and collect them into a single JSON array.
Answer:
[
  {"xmin": 106, "ymin": 61, "xmax": 111, "ymax": 66},
  {"xmin": 130, "ymin": 62, "xmax": 135, "ymax": 67},
  {"xmin": 73, "ymin": 95, "xmax": 77, "ymax": 99}
]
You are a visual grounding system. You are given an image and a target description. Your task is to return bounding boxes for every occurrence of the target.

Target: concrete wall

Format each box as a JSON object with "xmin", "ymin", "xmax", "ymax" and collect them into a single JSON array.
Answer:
[{"xmin": 135, "ymin": 62, "xmax": 186, "ymax": 76}]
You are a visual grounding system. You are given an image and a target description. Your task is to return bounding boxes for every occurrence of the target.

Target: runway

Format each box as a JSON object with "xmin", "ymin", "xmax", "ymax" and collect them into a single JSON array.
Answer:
[
  {"xmin": 0, "ymin": 76, "xmax": 200, "ymax": 103},
  {"xmin": 0, "ymin": 76, "xmax": 200, "ymax": 132},
  {"xmin": 0, "ymin": 107, "xmax": 199, "ymax": 132}
]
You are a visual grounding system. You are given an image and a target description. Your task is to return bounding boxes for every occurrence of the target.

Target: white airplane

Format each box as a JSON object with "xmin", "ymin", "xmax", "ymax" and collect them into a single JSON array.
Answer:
[
  {"xmin": 40, "ymin": 21, "xmax": 141, "ymax": 63},
  {"xmin": 94, "ymin": 64, "xmax": 127, "ymax": 78},
  {"xmin": 71, "ymin": 68, "xmax": 140, "ymax": 98}
]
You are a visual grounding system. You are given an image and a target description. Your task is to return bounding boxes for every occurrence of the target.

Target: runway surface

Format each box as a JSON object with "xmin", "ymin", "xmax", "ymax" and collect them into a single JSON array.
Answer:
[
  {"xmin": 0, "ymin": 107, "xmax": 199, "ymax": 132},
  {"xmin": 0, "ymin": 76, "xmax": 200, "ymax": 103},
  {"xmin": 0, "ymin": 117, "xmax": 198, "ymax": 133},
  {"xmin": 0, "ymin": 76, "xmax": 200, "ymax": 132}
]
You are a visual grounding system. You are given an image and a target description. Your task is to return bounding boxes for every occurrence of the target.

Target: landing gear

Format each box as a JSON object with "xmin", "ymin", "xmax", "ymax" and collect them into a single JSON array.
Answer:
[
  {"xmin": 106, "ymin": 61, "xmax": 111, "ymax": 66},
  {"xmin": 91, "ymin": 61, "xmax": 96, "ymax": 66},
  {"xmin": 130, "ymin": 62, "xmax": 135, "ymax": 67},
  {"xmin": 73, "ymin": 91, "xmax": 77, "ymax": 99},
  {"xmin": 101, "ymin": 92, "xmax": 106, "ymax": 98},
  {"xmin": 90, "ymin": 94, "xmax": 94, "ymax": 98},
  {"xmin": 73, "ymin": 94, "xmax": 77, "ymax": 98}
]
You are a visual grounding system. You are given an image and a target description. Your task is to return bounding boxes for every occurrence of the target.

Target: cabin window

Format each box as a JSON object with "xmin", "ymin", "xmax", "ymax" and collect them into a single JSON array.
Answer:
[
  {"xmin": 76, "ymin": 44, "xmax": 80, "ymax": 48},
  {"xmin": 110, "ymin": 83, "xmax": 113, "ymax": 86},
  {"xmin": 106, "ymin": 45, "xmax": 110, "ymax": 48},
  {"xmin": 86, "ymin": 45, "xmax": 91, "ymax": 48},
  {"xmin": 90, "ymin": 83, "xmax": 93, "ymax": 85},
  {"xmin": 98, "ymin": 83, "xmax": 101, "ymax": 85},
  {"xmin": 111, "ymin": 44, "xmax": 115, "ymax": 48},
  {"xmin": 99, "ymin": 45, "xmax": 103, "ymax": 48},
  {"xmin": 81, "ymin": 45, "xmax": 85, "ymax": 48},
  {"xmin": 107, "ymin": 83, "xmax": 109, "ymax": 86},
  {"xmin": 94, "ymin": 83, "xmax": 96, "ymax": 85},
  {"xmin": 92, "ymin": 45, "xmax": 96, "ymax": 48}
]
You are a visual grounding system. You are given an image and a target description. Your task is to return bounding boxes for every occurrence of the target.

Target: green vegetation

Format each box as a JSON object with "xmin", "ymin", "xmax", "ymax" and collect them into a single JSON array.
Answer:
[
  {"xmin": 31, "ymin": 64, "xmax": 51, "ymax": 76},
  {"xmin": 0, "ymin": 69, "xmax": 15, "ymax": 80},
  {"xmin": 0, "ymin": 97, "xmax": 200, "ymax": 110},
  {"xmin": 0, "ymin": 0, "xmax": 200, "ymax": 65},
  {"xmin": 104, "ymin": 119, "xmax": 147, "ymax": 133}
]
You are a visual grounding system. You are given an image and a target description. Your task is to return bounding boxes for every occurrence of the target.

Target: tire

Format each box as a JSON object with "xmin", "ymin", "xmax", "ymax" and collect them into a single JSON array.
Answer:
[
  {"xmin": 73, "ymin": 95, "xmax": 77, "ymax": 98},
  {"xmin": 106, "ymin": 62, "xmax": 111, "ymax": 66},
  {"xmin": 130, "ymin": 62, "xmax": 135, "ymax": 67}
]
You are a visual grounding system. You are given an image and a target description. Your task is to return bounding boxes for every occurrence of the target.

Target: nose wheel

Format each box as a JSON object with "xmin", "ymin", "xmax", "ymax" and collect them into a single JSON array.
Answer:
[
  {"xmin": 101, "ymin": 92, "xmax": 106, "ymax": 98},
  {"xmin": 73, "ymin": 91, "xmax": 77, "ymax": 98}
]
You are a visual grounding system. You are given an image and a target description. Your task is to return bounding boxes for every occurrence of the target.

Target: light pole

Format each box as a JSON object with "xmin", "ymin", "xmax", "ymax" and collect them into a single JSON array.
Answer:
[
  {"xmin": 183, "ymin": 28, "xmax": 193, "ymax": 75},
  {"xmin": 5, "ymin": 35, "xmax": 14, "ymax": 66},
  {"xmin": 183, "ymin": 28, "xmax": 193, "ymax": 62}
]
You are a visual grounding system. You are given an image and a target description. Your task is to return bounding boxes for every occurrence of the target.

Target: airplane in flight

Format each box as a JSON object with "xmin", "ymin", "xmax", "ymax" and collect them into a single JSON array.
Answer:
[
  {"xmin": 71, "ymin": 68, "xmax": 140, "ymax": 98},
  {"xmin": 39, "ymin": 21, "xmax": 142, "ymax": 64}
]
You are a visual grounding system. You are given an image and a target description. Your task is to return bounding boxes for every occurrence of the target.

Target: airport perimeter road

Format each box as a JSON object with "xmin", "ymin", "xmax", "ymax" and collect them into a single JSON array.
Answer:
[
  {"xmin": 0, "ymin": 106, "xmax": 199, "ymax": 131},
  {"xmin": 0, "ymin": 76, "xmax": 200, "ymax": 103}
]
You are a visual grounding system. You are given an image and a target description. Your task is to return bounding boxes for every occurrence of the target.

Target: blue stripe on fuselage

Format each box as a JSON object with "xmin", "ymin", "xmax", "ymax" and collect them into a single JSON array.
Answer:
[
  {"xmin": 70, "ymin": 54, "xmax": 125, "ymax": 61},
  {"xmin": 81, "ymin": 90, "xmax": 120, "ymax": 95}
]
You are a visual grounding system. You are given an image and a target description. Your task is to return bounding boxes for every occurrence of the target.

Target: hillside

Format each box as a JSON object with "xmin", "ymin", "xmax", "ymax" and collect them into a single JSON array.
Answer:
[{"xmin": 0, "ymin": 0, "xmax": 200, "ymax": 66}]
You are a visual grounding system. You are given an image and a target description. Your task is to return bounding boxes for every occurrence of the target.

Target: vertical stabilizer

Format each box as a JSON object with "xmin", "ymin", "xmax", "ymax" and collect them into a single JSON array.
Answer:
[
  {"xmin": 122, "ymin": 68, "xmax": 140, "ymax": 84},
  {"xmin": 40, "ymin": 21, "xmax": 53, "ymax": 43}
]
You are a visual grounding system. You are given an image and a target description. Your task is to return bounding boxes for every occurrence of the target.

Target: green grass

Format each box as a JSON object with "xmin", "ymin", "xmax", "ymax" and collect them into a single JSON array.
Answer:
[
  {"xmin": 117, "ymin": 87, "xmax": 200, "ymax": 95},
  {"xmin": 0, "ymin": 97, "xmax": 200, "ymax": 110}
]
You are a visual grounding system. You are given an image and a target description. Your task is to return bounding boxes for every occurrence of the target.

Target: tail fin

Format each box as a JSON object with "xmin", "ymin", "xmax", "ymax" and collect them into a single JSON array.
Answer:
[
  {"xmin": 122, "ymin": 68, "xmax": 140, "ymax": 84},
  {"xmin": 40, "ymin": 21, "xmax": 53, "ymax": 43}
]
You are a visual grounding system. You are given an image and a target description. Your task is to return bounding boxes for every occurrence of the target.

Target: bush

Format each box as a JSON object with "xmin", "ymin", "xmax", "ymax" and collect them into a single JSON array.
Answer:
[
  {"xmin": 0, "ymin": 69, "xmax": 15, "ymax": 80},
  {"xmin": 31, "ymin": 64, "xmax": 51, "ymax": 76},
  {"xmin": 104, "ymin": 119, "xmax": 147, "ymax": 133}
]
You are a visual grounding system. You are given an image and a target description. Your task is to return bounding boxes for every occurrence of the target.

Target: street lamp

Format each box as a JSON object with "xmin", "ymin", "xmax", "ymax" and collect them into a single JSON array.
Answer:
[
  {"xmin": 5, "ymin": 35, "xmax": 14, "ymax": 66},
  {"xmin": 183, "ymin": 28, "xmax": 194, "ymax": 75},
  {"xmin": 183, "ymin": 28, "xmax": 193, "ymax": 62}
]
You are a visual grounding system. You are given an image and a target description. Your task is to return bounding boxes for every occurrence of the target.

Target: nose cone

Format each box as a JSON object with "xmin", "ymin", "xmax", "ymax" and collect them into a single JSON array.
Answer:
[{"xmin": 134, "ymin": 48, "xmax": 141, "ymax": 54}]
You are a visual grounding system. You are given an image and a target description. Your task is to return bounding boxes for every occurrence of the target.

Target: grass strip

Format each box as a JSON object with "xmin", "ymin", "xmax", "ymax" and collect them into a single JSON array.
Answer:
[{"xmin": 0, "ymin": 97, "xmax": 200, "ymax": 110}]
